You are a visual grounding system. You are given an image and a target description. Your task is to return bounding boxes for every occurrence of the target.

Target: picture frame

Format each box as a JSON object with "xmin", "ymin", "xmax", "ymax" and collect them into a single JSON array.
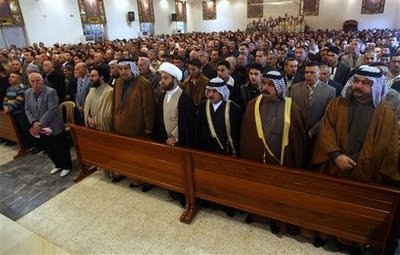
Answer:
[
  {"xmin": 202, "ymin": 0, "xmax": 216, "ymax": 20},
  {"xmin": 137, "ymin": 0, "xmax": 155, "ymax": 23},
  {"xmin": 77, "ymin": 0, "xmax": 106, "ymax": 24},
  {"xmin": 247, "ymin": 0, "xmax": 263, "ymax": 19},
  {"xmin": 361, "ymin": 0, "xmax": 385, "ymax": 14}
]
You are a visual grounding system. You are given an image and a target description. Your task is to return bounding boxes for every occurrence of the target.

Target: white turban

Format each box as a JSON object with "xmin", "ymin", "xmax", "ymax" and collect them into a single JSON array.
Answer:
[
  {"xmin": 158, "ymin": 62, "xmax": 182, "ymax": 81},
  {"xmin": 205, "ymin": 77, "xmax": 230, "ymax": 102}
]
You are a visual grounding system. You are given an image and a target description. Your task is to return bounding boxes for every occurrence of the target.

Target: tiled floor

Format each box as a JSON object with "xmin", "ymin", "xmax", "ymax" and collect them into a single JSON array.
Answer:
[
  {"xmin": 1, "ymin": 143, "xmax": 398, "ymax": 254},
  {"xmin": 0, "ymin": 143, "xmax": 19, "ymax": 165}
]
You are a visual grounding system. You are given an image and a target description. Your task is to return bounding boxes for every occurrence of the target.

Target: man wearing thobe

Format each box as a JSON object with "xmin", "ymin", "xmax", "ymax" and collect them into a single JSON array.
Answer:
[{"xmin": 197, "ymin": 77, "xmax": 242, "ymax": 156}]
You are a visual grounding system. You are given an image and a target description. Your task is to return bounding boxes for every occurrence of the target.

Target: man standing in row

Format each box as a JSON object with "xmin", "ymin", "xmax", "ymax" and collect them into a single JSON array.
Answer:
[
  {"xmin": 290, "ymin": 61, "xmax": 336, "ymax": 165},
  {"xmin": 241, "ymin": 70, "xmax": 306, "ymax": 168},
  {"xmin": 25, "ymin": 73, "xmax": 72, "ymax": 177},
  {"xmin": 111, "ymin": 59, "xmax": 155, "ymax": 184},
  {"xmin": 198, "ymin": 77, "xmax": 242, "ymax": 156},
  {"xmin": 153, "ymin": 62, "xmax": 196, "ymax": 148},
  {"xmin": 312, "ymin": 66, "xmax": 399, "ymax": 184}
]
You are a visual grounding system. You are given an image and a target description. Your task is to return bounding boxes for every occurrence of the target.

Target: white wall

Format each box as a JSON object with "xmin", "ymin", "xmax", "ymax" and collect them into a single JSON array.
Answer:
[
  {"xmin": 153, "ymin": 0, "xmax": 176, "ymax": 35},
  {"xmin": 187, "ymin": 0, "xmax": 247, "ymax": 32},
  {"xmin": 19, "ymin": 0, "xmax": 83, "ymax": 46},
  {"xmin": 306, "ymin": 0, "xmax": 400, "ymax": 30},
  {"xmin": 103, "ymin": 0, "xmax": 140, "ymax": 40},
  {"xmin": 15, "ymin": 0, "xmax": 400, "ymax": 46}
]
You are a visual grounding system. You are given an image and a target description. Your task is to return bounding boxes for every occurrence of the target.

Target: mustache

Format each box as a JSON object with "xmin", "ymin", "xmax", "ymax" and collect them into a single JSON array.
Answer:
[{"xmin": 261, "ymin": 89, "xmax": 270, "ymax": 94}]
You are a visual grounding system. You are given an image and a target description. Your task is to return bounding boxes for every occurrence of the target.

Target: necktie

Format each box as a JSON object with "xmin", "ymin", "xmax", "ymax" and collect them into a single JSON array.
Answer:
[
  {"xmin": 307, "ymin": 85, "xmax": 314, "ymax": 105},
  {"xmin": 352, "ymin": 56, "xmax": 357, "ymax": 69}
]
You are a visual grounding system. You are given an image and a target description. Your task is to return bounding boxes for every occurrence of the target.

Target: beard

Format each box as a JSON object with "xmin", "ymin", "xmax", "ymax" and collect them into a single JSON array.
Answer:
[
  {"xmin": 91, "ymin": 80, "xmax": 101, "ymax": 87},
  {"xmin": 161, "ymin": 80, "xmax": 175, "ymax": 91}
]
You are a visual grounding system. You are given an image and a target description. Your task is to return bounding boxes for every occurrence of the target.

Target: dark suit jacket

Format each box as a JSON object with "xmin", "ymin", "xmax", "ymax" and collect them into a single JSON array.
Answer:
[
  {"xmin": 289, "ymin": 80, "xmax": 336, "ymax": 137},
  {"xmin": 44, "ymin": 71, "xmax": 65, "ymax": 103},
  {"xmin": 24, "ymin": 86, "xmax": 65, "ymax": 135},
  {"xmin": 332, "ymin": 62, "xmax": 350, "ymax": 89}
]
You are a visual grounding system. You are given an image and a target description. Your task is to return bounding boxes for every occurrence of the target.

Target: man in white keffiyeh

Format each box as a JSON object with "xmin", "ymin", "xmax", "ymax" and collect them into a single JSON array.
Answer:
[{"xmin": 312, "ymin": 65, "xmax": 400, "ymax": 185}]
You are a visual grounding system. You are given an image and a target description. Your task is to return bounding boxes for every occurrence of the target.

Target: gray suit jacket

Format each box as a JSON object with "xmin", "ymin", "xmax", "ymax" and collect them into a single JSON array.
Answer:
[
  {"xmin": 75, "ymin": 74, "xmax": 91, "ymax": 108},
  {"xmin": 24, "ymin": 86, "xmax": 65, "ymax": 136},
  {"xmin": 289, "ymin": 80, "xmax": 336, "ymax": 137}
]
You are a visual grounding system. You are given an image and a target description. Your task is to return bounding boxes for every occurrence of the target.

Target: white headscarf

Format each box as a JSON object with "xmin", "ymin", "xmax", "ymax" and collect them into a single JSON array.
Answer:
[
  {"xmin": 205, "ymin": 77, "xmax": 230, "ymax": 102},
  {"xmin": 117, "ymin": 59, "xmax": 140, "ymax": 78},
  {"xmin": 342, "ymin": 65, "xmax": 388, "ymax": 107},
  {"xmin": 262, "ymin": 70, "xmax": 286, "ymax": 98}
]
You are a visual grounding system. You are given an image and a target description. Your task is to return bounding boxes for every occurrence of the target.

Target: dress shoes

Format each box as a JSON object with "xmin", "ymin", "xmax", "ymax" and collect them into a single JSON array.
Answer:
[
  {"xmin": 141, "ymin": 185, "xmax": 154, "ymax": 192},
  {"xmin": 50, "ymin": 168, "xmax": 62, "ymax": 174},
  {"xmin": 60, "ymin": 169, "xmax": 71, "ymax": 177},
  {"xmin": 313, "ymin": 235, "xmax": 328, "ymax": 247},
  {"xmin": 269, "ymin": 221, "xmax": 281, "ymax": 235},
  {"xmin": 111, "ymin": 175, "xmax": 125, "ymax": 183},
  {"xmin": 5, "ymin": 141, "xmax": 17, "ymax": 146}
]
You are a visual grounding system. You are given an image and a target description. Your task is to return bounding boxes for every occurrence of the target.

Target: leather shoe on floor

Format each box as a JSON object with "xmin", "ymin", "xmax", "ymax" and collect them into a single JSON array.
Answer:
[
  {"xmin": 5, "ymin": 141, "xmax": 17, "ymax": 146},
  {"xmin": 313, "ymin": 235, "xmax": 328, "ymax": 247},
  {"xmin": 50, "ymin": 168, "xmax": 61, "ymax": 174},
  {"xmin": 141, "ymin": 185, "xmax": 154, "ymax": 192},
  {"xmin": 269, "ymin": 221, "xmax": 280, "ymax": 235},
  {"xmin": 60, "ymin": 169, "xmax": 71, "ymax": 177},
  {"xmin": 111, "ymin": 175, "xmax": 125, "ymax": 183}
]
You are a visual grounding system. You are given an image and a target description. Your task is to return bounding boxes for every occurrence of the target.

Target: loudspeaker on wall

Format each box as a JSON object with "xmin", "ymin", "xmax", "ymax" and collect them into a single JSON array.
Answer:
[
  {"xmin": 127, "ymin": 11, "xmax": 135, "ymax": 22},
  {"xmin": 171, "ymin": 13, "xmax": 177, "ymax": 22}
]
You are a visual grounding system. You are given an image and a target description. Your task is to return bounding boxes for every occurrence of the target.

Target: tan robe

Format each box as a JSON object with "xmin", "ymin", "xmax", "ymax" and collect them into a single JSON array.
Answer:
[
  {"xmin": 84, "ymin": 83, "xmax": 113, "ymax": 131},
  {"xmin": 112, "ymin": 76, "xmax": 155, "ymax": 138},
  {"xmin": 311, "ymin": 97, "xmax": 400, "ymax": 184}
]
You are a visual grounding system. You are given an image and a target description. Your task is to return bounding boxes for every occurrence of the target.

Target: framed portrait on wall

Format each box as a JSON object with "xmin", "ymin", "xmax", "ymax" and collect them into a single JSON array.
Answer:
[
  {"xmin": 247, "ymin": 0, "xmax": 263, "ymax": 19},
  {"xmin": 361, "ymin": 0, "xmax": 385, "ymax": 14},
  {"xmin": 137, "ymin": 0, "xmax": 155, "ymax": 23},
  {"xmin": 77, "ymin": 0, "xmax": 106, "ymax": 24},
  {"xmin": 0, "ymin": 0, "xmax": 24, "ymax": 26},
  {"xmin": 300, "ymin": 0, "xmax": 319, "ymax": 16},
  {"xmin": 175, "ymin": 1, "xmax": 187, "ymax": 22},
  {"xmin": 202, "ymin": 0, "xmax": 216, "ymax": 20}
]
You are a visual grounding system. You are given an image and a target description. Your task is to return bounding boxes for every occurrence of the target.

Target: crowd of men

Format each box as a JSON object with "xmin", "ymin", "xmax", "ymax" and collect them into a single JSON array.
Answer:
[{"xmin": 1, "ymin": 27, "xmax": 400, "ymax": 254}]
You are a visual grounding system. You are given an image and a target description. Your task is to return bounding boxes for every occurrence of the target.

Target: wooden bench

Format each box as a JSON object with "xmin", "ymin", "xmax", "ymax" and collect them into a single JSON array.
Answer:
[
  {"xmin": 69, "ymin": 125, "xmax": 197, "ymax": 223},
  {"xmin": 0, "ymin": 110, "xmax": 32, "ymax": 158},
  {"xmin": 69, "ymin": 124, "xmax": 400, "ymax": 255}
]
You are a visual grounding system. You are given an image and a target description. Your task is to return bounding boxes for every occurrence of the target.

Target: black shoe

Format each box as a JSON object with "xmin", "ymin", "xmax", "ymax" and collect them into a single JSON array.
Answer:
[
  {"xmin": 111, "ymin": 175, "xmax": 125, "ymax": 183},
  {"xmin": 129, "ymin": 182, "xmax": 140, "ymax": 188},
  {"xmin": 287, "ymin": 224, "xmax": 300, "ymax": 236},
  {"xmin": 0, "ymin": 138, "xmax": 5, "ymax": 143},
  {"xmin": 313, "ymin": 235, "xmax": 328, "ymax": 248},
  {"xmin": 244, "ymin": 215, "xmax": 255, "ymax": 224},
  {"xmin": 5, "ymin": 141, "xmax": 17, "ymax": 146},
  {"xmin": 32, "ymin": 148, "xmax": 43, "ymax": 154},
  {"xmin": 141, "ymin": 185, "xmax": 154, "ymax": 192},
  {"xmin": 347, "ymin": 245, "xmax": 361, "ymax": 255},
  {"xmin": 225, "ymin": 208, "xmax": 236, "ymax": 217},
  {"xmin": 269, "ymin": 221, "xmax": 280, "ymax": 234}
]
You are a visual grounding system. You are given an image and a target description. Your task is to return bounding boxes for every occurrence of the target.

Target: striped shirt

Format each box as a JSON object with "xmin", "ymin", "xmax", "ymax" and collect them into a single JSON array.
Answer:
[{"xmin": 3, "ymin": 83, "xmax": 27, "ymax": 114}]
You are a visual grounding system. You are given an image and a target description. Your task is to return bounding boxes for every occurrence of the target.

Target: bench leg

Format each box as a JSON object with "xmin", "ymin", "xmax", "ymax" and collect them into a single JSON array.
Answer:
[
  {"xmin": 180, "ymin": 204, "xmax": 199, "ymax": 224},
  {"xmin": 74, "ymin": 165, "xmax": 97, "ymax": 182}
]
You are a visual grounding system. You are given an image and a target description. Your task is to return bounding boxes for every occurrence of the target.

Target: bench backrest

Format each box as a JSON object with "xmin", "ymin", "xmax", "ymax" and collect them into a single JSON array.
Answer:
[{"xmin": 69, "ymin": 124, "xmax": 400, "ymax": 254}]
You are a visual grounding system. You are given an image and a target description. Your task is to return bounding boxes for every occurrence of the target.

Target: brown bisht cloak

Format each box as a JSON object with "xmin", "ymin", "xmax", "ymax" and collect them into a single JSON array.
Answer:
[
  {"xmin": 112, "ymin": 76, "xmax": 155, "ymax": 138},
  {"xmin": 311, "ymin": 97, "xmax": 400, "ymax": 184},
  {"xmin": 240, "ymin": 96, "xmax": 307, "ymax": 169}
]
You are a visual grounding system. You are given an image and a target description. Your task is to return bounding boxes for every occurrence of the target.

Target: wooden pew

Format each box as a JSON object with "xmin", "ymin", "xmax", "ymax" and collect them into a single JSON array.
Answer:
[
  {"xmin": 69, "ymin": 125, "xmax": 197, "ymax": 223},
  {"xmin": 191, "ymin": 151, "xmax": 400, "ymax": 255},
  {"xmin": 0, "ymin": 110, "xmax": 31, "ymax": 158},
  {"xmin": 69, "ymin": 124, "xmax": 400, "ymax": 254}
]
